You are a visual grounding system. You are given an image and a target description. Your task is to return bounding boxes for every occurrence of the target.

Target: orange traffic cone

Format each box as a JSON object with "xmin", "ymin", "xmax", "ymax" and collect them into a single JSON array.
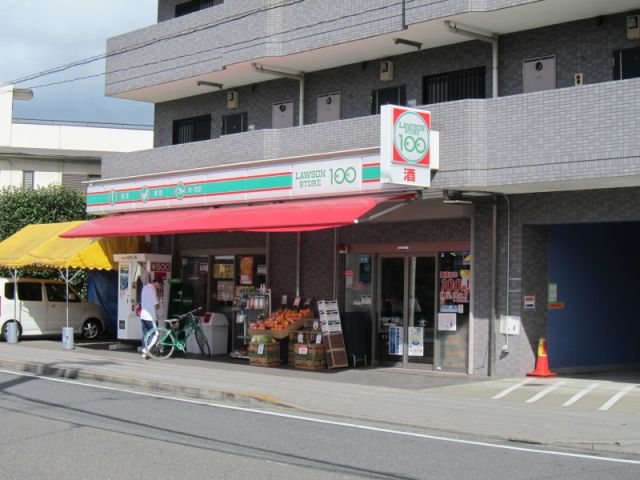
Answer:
[{"xmin": 527, "ymin": 338, "xmax": 556, "ymax": 377}]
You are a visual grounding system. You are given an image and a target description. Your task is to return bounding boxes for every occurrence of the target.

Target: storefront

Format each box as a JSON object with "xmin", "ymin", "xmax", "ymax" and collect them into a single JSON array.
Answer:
[{"xmin": 63, "ymin": 106, "xmax": 476, "ymax": 372}]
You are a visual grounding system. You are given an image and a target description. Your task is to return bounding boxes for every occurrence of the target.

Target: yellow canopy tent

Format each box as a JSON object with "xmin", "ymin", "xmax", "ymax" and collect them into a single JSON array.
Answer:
[
  {"xmin": 0, "ymin": 221, "xmax": 146, "ymax": 343},
  {"xmin": 0, "ymin": 221, "xmax": 144, "ymax": 270}
]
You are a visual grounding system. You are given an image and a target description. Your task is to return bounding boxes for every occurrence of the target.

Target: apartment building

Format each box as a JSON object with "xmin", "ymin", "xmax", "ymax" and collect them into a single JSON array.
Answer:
[
  {"xmin": 74, "ymin": 0, "xmax": 640, "ymax": 376},
  {"xmin": 0, "ymin": 85, "xmax": 153, "ymax": 190}
]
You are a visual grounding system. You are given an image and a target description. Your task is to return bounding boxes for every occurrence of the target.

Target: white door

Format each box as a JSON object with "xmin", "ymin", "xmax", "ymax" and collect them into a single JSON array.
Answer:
[
  {"xmin": 44, "ymin": 283, "xmax": 68, "ymax": 332},
  {"xmin": 15, "ymin": 282, "xmax": 47, "ymax": 335},
  {"xmin": 523, "ymin": 56, "xmax": 556, "ymax": 93}
]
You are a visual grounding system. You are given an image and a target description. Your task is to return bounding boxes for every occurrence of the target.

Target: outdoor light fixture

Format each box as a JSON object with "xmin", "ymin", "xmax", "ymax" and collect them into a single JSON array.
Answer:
[
  {"xmin": 393, "ymin": 37, "xmax": 422, "ymax": 50},
  {"xmin": 197, "ymin": 80, "xmax": 223, "ymax": 89}
]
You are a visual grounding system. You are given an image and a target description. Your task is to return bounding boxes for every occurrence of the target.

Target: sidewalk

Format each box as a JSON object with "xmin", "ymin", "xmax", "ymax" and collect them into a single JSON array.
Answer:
[{"xmin": 1, "ymin": 340, "xmax": 639, "ymax": 457}]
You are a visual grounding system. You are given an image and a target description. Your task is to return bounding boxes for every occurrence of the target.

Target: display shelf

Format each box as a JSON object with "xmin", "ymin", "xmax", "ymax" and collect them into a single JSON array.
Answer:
[{"xmin": 233, "ymin": 289, "xmax": 271, "ymax": 346}]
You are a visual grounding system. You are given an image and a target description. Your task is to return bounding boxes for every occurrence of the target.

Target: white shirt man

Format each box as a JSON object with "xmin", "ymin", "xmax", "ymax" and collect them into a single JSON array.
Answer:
[{"xmin": 140, "ymin": 277, "xmax": 161, "ymax": 358}]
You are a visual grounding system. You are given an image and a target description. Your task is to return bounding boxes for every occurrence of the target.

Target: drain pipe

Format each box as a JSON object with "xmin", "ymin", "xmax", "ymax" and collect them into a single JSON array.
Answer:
[
  {"xmin": 502, "ymin": 194, "xmax": 511, "ymax": 352},
  {"xmin": 253, "ymin": 63, "xmax": 305, "ymax": 126},
  {"xmin": 489, "ymin": 200, "xmax": 498, "ymax": 376},
  {"xmin": 445, "ymin": 21, "xmax": 498, "ymax": 97}
]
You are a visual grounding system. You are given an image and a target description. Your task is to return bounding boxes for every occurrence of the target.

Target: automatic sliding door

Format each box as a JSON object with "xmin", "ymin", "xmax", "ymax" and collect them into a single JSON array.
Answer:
[
  {"xmin": 408, "ymin": 256, "xmax": 436, "ymax": 365},
  {"xmin": 377, "ymin": 255, "xmax": 435, "ymax": 366},
  {"xmin": 378, "ymin": 257, "xmax": 405, "ymax": 365}
]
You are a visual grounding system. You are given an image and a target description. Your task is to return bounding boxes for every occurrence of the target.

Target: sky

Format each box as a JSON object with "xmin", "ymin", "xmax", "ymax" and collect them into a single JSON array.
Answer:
[{"xmin": 1, "ymin": 0, "xmax": 157, "ymax": 126}]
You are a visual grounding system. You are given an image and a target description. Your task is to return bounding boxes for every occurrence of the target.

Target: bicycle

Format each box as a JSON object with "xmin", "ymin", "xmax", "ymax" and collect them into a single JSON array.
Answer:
[{"xmin": 143, "ymin": 307, "xmax": 211, "ymax": 360}]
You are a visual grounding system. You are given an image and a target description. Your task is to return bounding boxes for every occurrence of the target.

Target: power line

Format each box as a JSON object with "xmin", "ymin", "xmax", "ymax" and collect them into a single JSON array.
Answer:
[
  {"xmin": 1, "ymin": 0, "xmax": 306, "ymax": 87},
  {"xmin": 6, "ymin": 1, "xmax": 404, "ymax": 96}
]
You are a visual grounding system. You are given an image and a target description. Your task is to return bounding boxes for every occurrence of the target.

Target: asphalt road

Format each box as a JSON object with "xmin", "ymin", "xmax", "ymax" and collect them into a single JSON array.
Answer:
[{"xmin": 1, "ymin": 371, "xmax": 638, "ymax": 480}]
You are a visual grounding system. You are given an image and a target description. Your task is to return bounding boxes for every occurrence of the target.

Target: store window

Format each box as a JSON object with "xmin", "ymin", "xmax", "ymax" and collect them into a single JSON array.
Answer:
[
  {"xmin": 209, "ymin": 254, "xmax": 267, "ymax": 353},
  {"xmin": 171, "ymin": 256, "xmax": 209, "ymax": 317},
  {"xmin": 436, "ymin": 251, "xmax": 471, "ymax": 372},
  {"xmin": 342, "ymin": 254, "xmax": 374, "ymax": 363}
]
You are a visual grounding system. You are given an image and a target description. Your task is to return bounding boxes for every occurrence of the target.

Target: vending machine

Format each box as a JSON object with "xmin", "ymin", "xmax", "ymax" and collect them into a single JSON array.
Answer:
[{"xmin": 114, "ymin": 253, "xmax": 172, "ymax": 341}]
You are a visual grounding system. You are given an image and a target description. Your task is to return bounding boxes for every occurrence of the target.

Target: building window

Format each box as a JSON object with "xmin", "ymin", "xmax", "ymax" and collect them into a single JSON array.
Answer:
[
  {"xmin": 613, "ymin": 47, "xmax": 640, "ymax": 80},
  {"xmin": 172, "ymin": 115, "xmax": 212, "ymax": 145},
  {"xmin": 371, "ymin": 85, "xmax": 406, "ymax": 115},
  {"xmin": 221, "ymin": 112, "xmax": 248, "ymax": 136},
  {"xmin": 22, "ymin": 170, "xmax": 34, "ymax": 189},
  {"xmin": 176, "ymin": 0, "xmax": 223, "ymax": 18},
  {"xmin": 422, "ymin": 66, "xmax": 486, "ymax": 104}
]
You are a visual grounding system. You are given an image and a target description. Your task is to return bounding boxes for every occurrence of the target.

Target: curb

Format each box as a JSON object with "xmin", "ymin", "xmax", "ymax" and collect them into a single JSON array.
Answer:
[{"xmin": 0, "ymin": 357, "xmax": 288, "ymax": 407}]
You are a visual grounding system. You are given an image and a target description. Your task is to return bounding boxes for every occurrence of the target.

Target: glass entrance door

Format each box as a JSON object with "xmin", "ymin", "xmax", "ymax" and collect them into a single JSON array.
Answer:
[{"xmin": 377, "ymin": 256, "xmax": 436, "ymax": 367}]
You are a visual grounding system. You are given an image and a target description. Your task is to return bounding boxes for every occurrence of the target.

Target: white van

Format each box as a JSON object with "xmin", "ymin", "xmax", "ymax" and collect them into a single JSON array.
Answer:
[{"xmin": 0, "ymin": 278, "xmax": 104, "ymax": 341}]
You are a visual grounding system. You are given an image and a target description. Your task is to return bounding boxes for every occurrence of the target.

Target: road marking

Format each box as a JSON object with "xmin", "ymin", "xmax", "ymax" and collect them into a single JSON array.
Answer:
[
  {"xmin": 2, "ymin": 368, "xmax": 640, "ymax": 466},
  {"xmin": 562, "ymin": 382, "xmax": 600, "ymax": 407},
  {"xmin": 525, "ymin": 380, "xmax": 567, "ymax": 403},
  {"xmin": 491, "ymin": 378, "xmax": 533, "ymax": 399},
  {"xmin": 598, "ymin": 384, "xmax": 636, "ymax": 411}
]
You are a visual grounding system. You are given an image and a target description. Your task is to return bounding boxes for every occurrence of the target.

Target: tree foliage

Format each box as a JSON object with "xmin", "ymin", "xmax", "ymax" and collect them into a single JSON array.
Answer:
[
  {"xmin": 0, "ymin": 185, "xmax": 92, "ymax": 286},
  {"xmin": 0, "ymin": 185, "xmax": 90, "ymax": 241}
]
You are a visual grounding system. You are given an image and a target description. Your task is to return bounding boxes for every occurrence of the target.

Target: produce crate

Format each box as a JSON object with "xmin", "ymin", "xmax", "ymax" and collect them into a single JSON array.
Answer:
[
  {"xmin": 248, "ymin": 342, "xmax": 280, "ymax": 367},
  {"xmin": 294, "ymin": 344, "xmax": 327, "ymax": 370},
  {"xmin": 289, "ymin": 330, "xmax": 323, "ymax": 362},
  {"xmin": 249, "ymin": 317, "xmax": 306, "ymax": 340}
]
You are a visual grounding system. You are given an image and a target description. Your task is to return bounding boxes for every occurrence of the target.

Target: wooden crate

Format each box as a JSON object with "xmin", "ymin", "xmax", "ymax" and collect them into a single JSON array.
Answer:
[
  {"xmin": 295, "ymin": 344, "xmax": 327, "ymax": 370},
  {"xmin": 325, "ymin": 347, "xmax": 348, "ymax": 369},
  {"xmin": 248, "ymin": 342, "xmax": 280, "ymax": 367}
]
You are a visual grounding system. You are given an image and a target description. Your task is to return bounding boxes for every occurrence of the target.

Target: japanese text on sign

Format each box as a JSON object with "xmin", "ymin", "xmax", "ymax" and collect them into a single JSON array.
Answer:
[{"xmin": 440, "ymin": 271, "xmax": 469, "ymax": 303}]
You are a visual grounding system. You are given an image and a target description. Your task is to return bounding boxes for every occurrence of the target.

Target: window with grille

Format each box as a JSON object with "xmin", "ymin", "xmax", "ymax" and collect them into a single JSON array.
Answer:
[
  {"xmin": 22, "ymin": 170, "xmax": 34, "ymax": 189},
  {"xmin": 423, "ymin": 66, "xmax": 486, "ymax": 105},
  {"xmin": 176, "ymin": 0, "xmax": 223, "ymax": 17},
  {"xmin": 172, "ymin": 115, "xmax": 212, "ymax": 145}
]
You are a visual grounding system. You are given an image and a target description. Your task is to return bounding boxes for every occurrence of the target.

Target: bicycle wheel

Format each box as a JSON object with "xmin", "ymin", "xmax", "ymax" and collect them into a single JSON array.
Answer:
[
  {"xmin": 144, "ymin": 327, "xmax": 175, "ymax": 360},
  {"xmin": 194, "ymin": 327, "xmax": 211, "ymax": 358}
]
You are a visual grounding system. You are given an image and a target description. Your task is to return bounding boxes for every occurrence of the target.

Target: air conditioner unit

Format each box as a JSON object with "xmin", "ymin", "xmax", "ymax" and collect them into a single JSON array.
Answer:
[
  {"xmin": 227, "ymin": 90, "xmax": 238, "ymax": 109},
  {"xmin": 380, "ymin": 60, "xmax": 393, "ymax": 81},
  {"xmin": 627, "ymin": 14, "xmax": 639, "ymax": 40}
]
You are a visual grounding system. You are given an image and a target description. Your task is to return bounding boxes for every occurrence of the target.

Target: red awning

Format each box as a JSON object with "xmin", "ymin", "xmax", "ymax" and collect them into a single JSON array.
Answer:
[{"xmin": 62, "ymin": 195, "xmax": 412, "ymax": 238}]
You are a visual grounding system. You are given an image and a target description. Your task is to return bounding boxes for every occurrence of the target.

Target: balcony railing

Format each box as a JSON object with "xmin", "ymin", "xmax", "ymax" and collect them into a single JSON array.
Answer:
[{"xmin": 101, "ymin": 78, "xmax": 640, "ymax": 193}]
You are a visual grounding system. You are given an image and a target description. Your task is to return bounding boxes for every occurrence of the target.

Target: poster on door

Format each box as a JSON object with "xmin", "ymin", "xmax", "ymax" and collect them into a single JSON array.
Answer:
[
  {"xmin": 408, "ymin": 327, "xmax": 424, "ymax": 356},
  {"xmin": 240, "ymin": 256, "xmax": 254, "ymax": 285},
  {"xmin": 388, "ymin": 326, "xmax": 403, "ymax": 355}
]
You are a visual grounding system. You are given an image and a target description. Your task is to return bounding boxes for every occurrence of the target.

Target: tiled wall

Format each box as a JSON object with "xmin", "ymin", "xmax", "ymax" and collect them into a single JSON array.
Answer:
[{"xmin": 476, "ymin": 187, "xmax": 640, "ymax": 377}]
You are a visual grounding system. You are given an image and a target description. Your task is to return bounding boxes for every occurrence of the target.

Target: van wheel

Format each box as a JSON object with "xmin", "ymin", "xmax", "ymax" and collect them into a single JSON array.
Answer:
[
  {"xmin": 1, "ymin": 320, "xmax": 21, "ymax": 342},
  {"xmin": 82, "ymin": 319, "xmax": 101, "ymax": 339}
]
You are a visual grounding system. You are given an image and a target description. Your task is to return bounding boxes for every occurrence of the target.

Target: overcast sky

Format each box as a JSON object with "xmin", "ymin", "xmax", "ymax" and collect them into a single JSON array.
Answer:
[{"xmin": 1, "ymin": 0, "xmax": 156, "ymax": 125}]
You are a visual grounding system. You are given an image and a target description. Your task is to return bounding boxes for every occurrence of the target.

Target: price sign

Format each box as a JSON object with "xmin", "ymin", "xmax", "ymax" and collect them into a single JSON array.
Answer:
[{"xmin": 257, "ymin": 344, "xmax": 265, "ymax": 355}]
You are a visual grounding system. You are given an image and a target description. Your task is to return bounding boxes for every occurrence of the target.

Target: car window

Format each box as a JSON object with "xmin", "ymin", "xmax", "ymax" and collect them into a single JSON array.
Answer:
[
  {"xmin": 17, "ymin": 282, "xmax": 43, "ymax": 302},
  {"xmin": 46, "ymin": 283, "xmax": 80, "ymax": 302},
  {"xmin": 4, "ymin": 282, "xmax": 15, "ymax": 300}
]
